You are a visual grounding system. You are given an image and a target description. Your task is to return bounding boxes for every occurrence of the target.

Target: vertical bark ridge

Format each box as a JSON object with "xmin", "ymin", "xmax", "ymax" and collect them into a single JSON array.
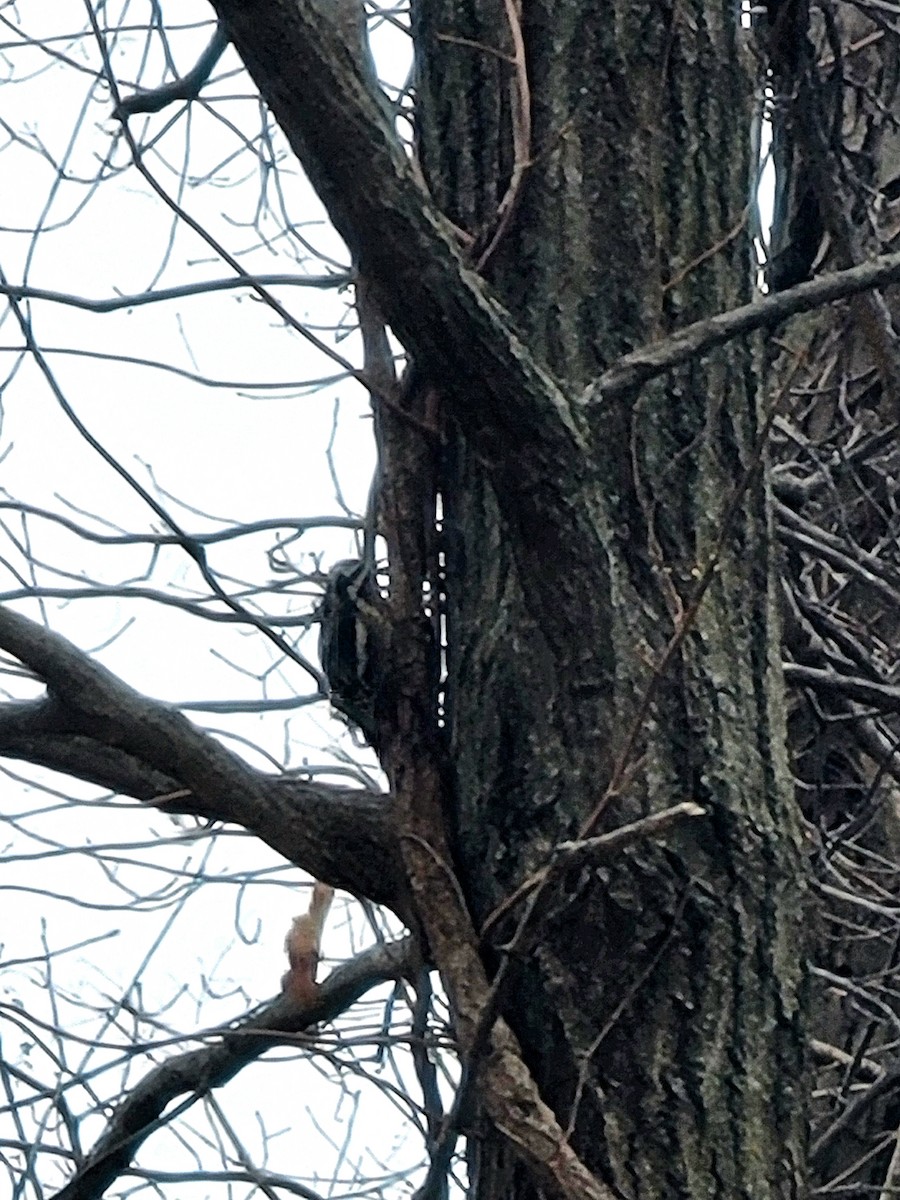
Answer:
[{"xmin": 413, "ymin": 1, "xmax": 807, "ymax": 1196}]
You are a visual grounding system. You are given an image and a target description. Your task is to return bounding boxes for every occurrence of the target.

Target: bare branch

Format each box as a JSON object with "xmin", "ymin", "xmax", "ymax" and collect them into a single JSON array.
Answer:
[
  {"xmin": 481, "ymin": 802, "xmax": 708, "ymax": 939},
  {"xmin": 112, "ymin": 23, "xmax": 229, "ymax": 119},
  {"xmin": 52, "ymin": 937, "xmax": 414, "ymax": 1200},
  {"xmin": 0, "ymin": 274, "xmax": 350, "ymax": 314},
  {"xmin": 0, "ymin": 606, "xmax": 409, "ymax": 914},
  {"xmin": 784, "ymin": 663, "xmax": 900, "ymax": 718},
  {"xmin": 588, "ymin": 251, "xmax": 900, "ymax": 402}
]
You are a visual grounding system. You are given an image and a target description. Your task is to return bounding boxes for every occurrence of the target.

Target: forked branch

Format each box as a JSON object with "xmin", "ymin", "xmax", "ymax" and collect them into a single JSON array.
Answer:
[
  {"xmin": 0, "ymin": 606, "xmax": 409, "ymax": 914},
  {"xmin": 52, "ymin": 937, "xmax": 413, "ymax": 1200}
]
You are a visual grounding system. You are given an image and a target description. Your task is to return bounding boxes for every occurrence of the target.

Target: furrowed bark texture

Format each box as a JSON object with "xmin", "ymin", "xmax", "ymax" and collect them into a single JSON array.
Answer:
[{"xmin": 414, "ymin": 2, "xmax": 809, "ymax": 1198}]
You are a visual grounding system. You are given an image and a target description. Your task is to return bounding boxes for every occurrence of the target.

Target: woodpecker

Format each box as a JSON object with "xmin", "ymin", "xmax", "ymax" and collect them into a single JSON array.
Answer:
[{"xmin": 318, "ymin": 559, "xmax": 382, "ymax": 749}]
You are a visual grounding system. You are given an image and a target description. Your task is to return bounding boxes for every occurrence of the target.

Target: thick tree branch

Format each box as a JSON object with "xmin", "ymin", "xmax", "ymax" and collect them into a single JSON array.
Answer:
[
  {"xmin": 52, "ymin": 937, "xmax": 414, "ymax": 1200},
  {"xmin": 208, "ymin": 4, "xmax": 900, "ymax": 438},
  {"xmin": 209, "ymin": 1, "xmax": 578, "ymax": 452},
  {"xmin": 0, "ymin": 607, "xmax": 409, "ymax": 915},
  {"xmin": 207, "ymin": 1, "xmax": 613, "ymax": 661}
]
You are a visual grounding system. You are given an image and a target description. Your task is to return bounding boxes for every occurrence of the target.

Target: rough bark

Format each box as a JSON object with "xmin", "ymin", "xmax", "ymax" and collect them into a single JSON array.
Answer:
[{"xmin": 413, "ymin": 3, "xmax": 808, "ymax": 1198}]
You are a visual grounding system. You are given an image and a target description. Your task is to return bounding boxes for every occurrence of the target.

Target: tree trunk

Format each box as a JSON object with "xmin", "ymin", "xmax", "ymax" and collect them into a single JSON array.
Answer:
[{"xmin": 413, "ymin": 2, "xmax": 808, "ymax": 1197}]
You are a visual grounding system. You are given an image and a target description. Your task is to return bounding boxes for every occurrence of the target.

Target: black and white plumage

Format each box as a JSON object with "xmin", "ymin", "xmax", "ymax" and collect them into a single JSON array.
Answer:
[{"xmin": 318, "ymin": 559, "xmax": 382, "ymax": 748}]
